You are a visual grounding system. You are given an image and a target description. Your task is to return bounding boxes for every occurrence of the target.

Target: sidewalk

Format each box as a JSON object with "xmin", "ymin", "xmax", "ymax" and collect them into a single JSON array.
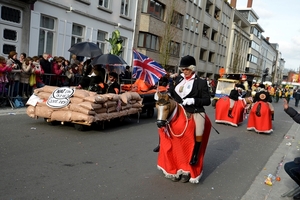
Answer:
[
  {"xmin": 0, "ymin": 106, "xmax": 27, "ymax": 116},
  {"xmin": 241, "ymin": 121, "xmax": 300, "ymax": 200}
]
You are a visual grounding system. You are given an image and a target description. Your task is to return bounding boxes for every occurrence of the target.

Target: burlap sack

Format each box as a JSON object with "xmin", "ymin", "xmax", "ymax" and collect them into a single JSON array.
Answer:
[
  {"xmin": 132, "ymin": 102, "xmax": 143, "ymax": 108},
  {"xmin": 107, "ymin": 106, "xmax": 116, "ymax": 113},
  {"xmin": 95, "ymin": 113, "xmax": 109, "ymax": 121},
  {"xmin": 69, "ymin": 104, "xmax": 96, "ymax": 115},
  {"xmin": 120, "ymin": 92, "xmax": 141, "ymax": 104},
  {"xmin": 94, "ymin": 107, "xmax": 107, "ymax": 114},
  {"xmin": 70, "ymin": 97, "xmax": 84, "ymax": 104},
  {"xmin": 83, "ymin": 95, "xmax": 97, "ymax": 103},
  {"xmin": 35, "ymin": 105, "xmax": 53, "ymax": 118},
  {"xmin": 127, "ymin": 108, "xmax": 140, "ymax": 115},
  {"xmin": 26, "ymin": 106, "xmax": 35, "ymax": 118},
  {"xmin": 71, "ymin": 111, "xmax": 94, "ymax": 124},
  {"xmin": 103, "ymin": 101, "xmax": 117, "ymax": 108},
  {"xmin": 51, "ymin": 110, "xmax": 72, "ymax": 122},
  {"xmin": 34, "ymin": 85, "xmax": 58, "ymax": 94},
  {"xmin": 95, "ymin": 95, "xmax": 109, "ymax": 103},
  {"xmin": 78, "ymin": 101, "xmax": 103, "ymax": 110},
  {"xmin": 37, "ymin": 92, "xmax": 52, "ymax": 100},
  {"xmin": 73, "ymin": 89, "xmax": 90, "ymax": 98}
]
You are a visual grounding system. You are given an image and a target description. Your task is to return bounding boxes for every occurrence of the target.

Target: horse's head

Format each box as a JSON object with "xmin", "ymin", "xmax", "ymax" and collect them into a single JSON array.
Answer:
[{"xmin": 155, "ymin": 92, "xmax": 175, "ymax": 128}]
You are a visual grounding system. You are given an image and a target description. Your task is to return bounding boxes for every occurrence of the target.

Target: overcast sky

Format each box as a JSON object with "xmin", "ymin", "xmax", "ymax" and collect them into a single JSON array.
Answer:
[{"xmin": 234, "ymin": 0, "xmax": 300, "ymax": 71}]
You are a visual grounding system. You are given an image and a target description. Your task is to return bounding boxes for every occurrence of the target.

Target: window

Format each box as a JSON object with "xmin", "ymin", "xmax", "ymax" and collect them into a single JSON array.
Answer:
[
  {"xmin": 99, "ymin": 0, "xmax": 110, "ymax": 9},
  {"xmin": 195, "ymin": 20, "xmax": 199, "ymax": 33},
  {"xmin": 38, "ymin": 15, "xmax": 55, "ymax": 56},
  {"xmin": 205, "ymin": 0, "xmax": 213, "ymax": 15},
  {"xmin": 251, "ymin": 27, "xmax": 261, "ymax": 39},
  {"xmin": 71, "ymin": 24, "xmax": 84, "ymax": 46},
  {"xmin": 211, "ymin": 29, "xmax": 217, "ymax": 41},
  {"xmin": 3, "ymin": 44, "xmax": 16, "ymax": 54},
  {"xmin": 185, "ymin": 14, "xmax": 189, "ymax": 28},
  {"xmin": 138, "ymin": 32, "xmax": 159, "ymax": 51},
  {"xmin": 3, "ymin": 29, "xmax": 17, "ymax": 41},
  {"xmin": 1, "ymin": 6, "xmax": 21, "ymax": 24},
  {"xmin": 203, "ymin": 24, "xmax": 210, "ymax": 38},
  {"xmin": 250, "ymin": 41, "xmax": 260, "ymax": 52},
  {"xmin": 200, "ymin": 48, "xmax": 207, "ymax": 61},
  {"xmin": 247, "ymin": 54, "xmax": 258, "ymax": 64},
  {"xmin": 147, "ymin": 0, "xmax": 165, "ymax": 20},
  {"xmin": 208, "ymin": 52, "xmax": 215, "ymax": 63},
  {"xmin": 169, "ymin": 41, "xmax": 180, "ymax": 56},
  {"xmin": 120, "ymin": 0, "xmax": 130, "ymax": 16},
  {"xmin": 190, "ymin": 17, "xmax": 194, "ymax": 31},
  {"xmin": 97, "ymin": 30, "xmax": 107, "ymax": 53},
  {"xmin": 181, "ymin": 42, "xmax": 186, "ymax": 56},
  {"xmin": 171, "ymin": 11, "xmax": 183, "ymax": 29}
]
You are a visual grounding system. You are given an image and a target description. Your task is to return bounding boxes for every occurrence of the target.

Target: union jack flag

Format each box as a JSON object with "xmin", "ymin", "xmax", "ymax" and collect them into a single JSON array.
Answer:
[{"xmin": 132, "ymin": 50, "xmax": 167, "ymax": 86}]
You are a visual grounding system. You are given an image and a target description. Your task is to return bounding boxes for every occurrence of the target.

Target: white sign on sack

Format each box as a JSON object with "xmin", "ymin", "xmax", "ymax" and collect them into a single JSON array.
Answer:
[{"xmin": 46, "ymin": 87, "xmax": 74, "ymax": 108}]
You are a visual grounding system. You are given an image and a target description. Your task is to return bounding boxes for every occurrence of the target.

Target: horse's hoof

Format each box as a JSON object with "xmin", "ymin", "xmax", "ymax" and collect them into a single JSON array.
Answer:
[
  {"xmin": 180, "ymin": 174, "xmax": 190, "ymax": 183},
  {"xmin": 171, "ymin": 176, "xmax": 181, "ymax": 182},
  {"xmin": 153, "ymin": 145, "xmax": 160, "ymax": 152}
]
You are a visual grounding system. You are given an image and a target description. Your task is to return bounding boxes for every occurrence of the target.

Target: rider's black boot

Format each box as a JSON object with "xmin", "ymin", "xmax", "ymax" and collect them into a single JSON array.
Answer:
[
  {"xmin": 189, "ymin": 142, "xmax": 201, "ymax": 165},
  {"xmin": 228, "ymin": 109, "xmax": 233, "ymax": 118},
  {"xmin": 256, "ymin": 103, "xmax": 261, "ymax": 117}
]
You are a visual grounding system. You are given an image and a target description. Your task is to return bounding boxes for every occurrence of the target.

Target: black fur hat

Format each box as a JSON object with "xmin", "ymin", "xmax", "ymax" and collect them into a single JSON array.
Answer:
[{"xmin": 179, "ymin": 55, "xmax": 196, "ymax": 68}]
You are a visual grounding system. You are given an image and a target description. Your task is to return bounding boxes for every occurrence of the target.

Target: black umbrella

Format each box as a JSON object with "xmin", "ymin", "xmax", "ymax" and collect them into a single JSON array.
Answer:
[
  {"xmin": 91, "ymin": 53, "xmax": 127, "ymax": 66},
  {"xmin": 68, "ymin": 42, "xmax": 103, "ymax": 58}
]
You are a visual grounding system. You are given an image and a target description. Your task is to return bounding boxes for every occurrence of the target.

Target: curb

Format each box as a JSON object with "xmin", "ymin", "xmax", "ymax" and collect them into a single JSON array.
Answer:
[
  {"xmin": 241, "ymin": 121, "xmax": 300, "ymax": 200},
  {"xmin": 0, "ymin": 107, "xmax": 27, "ymax": 116}
]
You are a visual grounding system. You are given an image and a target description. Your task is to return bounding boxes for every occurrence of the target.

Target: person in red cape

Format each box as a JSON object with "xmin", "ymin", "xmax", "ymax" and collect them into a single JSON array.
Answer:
[
  {"xmin": 247, "ymin": 83, "xmax": 274, "ymax": 133},
  {"xmin": 156, "ymin": 55, "xmax": 212, "ymax": 183},
  {"xmin": 215, "ymin": 83, "xmax": 247, "ymax": 126}
]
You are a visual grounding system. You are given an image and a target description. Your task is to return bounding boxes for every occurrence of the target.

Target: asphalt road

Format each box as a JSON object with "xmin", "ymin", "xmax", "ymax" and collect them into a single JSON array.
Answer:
[{"xmin": 0, "ymin": 99, "xmax": 293, "ymax": 200}]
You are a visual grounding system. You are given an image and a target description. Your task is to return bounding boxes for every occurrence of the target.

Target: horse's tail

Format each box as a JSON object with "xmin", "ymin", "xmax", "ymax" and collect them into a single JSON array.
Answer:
[{"xmin": 255, "ymin": 103, "xmax": 261, "ymax": 117}]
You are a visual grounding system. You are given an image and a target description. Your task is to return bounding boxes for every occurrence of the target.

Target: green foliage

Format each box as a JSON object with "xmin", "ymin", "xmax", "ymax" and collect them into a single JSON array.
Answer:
[{"xmin": 106, "ymin": 29, "xmax": 123, "ymax": 56}]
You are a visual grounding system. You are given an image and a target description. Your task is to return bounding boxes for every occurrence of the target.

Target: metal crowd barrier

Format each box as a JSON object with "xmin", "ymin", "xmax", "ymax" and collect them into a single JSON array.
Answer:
[{"xmin": 0, "ymin": 72, "xmax": 82, "ymax": 109}]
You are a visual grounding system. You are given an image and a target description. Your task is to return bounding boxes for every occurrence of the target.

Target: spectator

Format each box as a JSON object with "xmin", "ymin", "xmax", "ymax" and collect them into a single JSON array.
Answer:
[
  {"xmin": 295, "ymin": 88, "xmax": 300, "ymax": 107},
  {"xmin": 40, "ymin": 53, "xmax": 52, "ymax": 85},
  {"xmin": 52, "ymin": 57, "xmax": 64, "ymax": 86},
  {"xmin": 123, "ymin": 65, "xmax": 131, "ymax": 79},
  {"xmin": 19, "ymin": 53, "xmax": 26, "ymax": 64},
  {"xmin": 63, "ymin": 66, "xmax": 74, "ymax": 86},
  {"xmin": 0, "ymin": 56, "xmax": 12, "ymax": 95},
  {"xmin": 20, "ymin": 57, "xmax": 33, "ymax": 98},
  {"xmin": 70, "ymin": 54, "xmax": 78, "ymax": 65},
  {"xmin": 107, "ymin": 72, "xmax": 120, "ymax": 94},
  {"xmin": 283, "ymin": 98, "xmax": 300, "ymax": 200},
  {"xmin": 6, "ymin": 51, "xmax": 22, "ymax": 97},
  {"xmin": 32, "ymin": 56, "xmax": 45, "ymax": 88}
]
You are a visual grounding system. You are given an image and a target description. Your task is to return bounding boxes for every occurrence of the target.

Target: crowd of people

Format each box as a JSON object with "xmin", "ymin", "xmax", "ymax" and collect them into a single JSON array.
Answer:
[{"xmin": 0, "ymin": 51, "xmax": 132, "ymax": 105}]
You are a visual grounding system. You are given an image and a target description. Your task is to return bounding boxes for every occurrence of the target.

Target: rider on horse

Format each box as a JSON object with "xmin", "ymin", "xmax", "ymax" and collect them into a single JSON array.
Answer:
[{"xmin": 155, "ymin": 55, "xmax": 212, "ymax": 183}]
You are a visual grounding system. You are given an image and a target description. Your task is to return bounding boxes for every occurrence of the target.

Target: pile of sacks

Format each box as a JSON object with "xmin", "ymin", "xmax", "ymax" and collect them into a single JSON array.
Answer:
[{"xmin": 26, "ymin": 85, "xmax": 143, "ymax": 125}]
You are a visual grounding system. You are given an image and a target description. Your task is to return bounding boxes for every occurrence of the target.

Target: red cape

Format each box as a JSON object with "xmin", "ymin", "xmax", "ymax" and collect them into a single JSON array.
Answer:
[
  {"xmin": 157, "ymin": 105, "xmax": 211, "ymax": 183},
  {"xmin": 247, "ymin": 101, "xmax": 273, "ymax": 133},
  {"xmin": 215, "ymin": 96, "xmax": 246, "ymax": 127}
]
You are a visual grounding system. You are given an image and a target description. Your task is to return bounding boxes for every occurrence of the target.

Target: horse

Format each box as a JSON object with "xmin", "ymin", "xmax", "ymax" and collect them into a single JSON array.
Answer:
[{"xmin": 154, "ymin": 92, "xmax": 211, "ymax": 184}]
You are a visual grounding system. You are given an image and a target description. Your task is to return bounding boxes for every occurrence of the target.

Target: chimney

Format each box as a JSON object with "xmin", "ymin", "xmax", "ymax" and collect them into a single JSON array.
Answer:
[
  {"xmin": 247, "ymin": 0, "xmax": 253, "ymax": 8},
  {"xmin": 266, "ymin": 37, "xmax": 270, "ymax": 42},
  {"xmin": 231, "ymin": 0, "xmax": 237, "ymax": 8}
]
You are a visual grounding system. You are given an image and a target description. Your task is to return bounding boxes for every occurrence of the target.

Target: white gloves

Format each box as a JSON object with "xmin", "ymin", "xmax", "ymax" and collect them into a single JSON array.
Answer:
[{"xmin": 182, "ymin": 98, "xmax": 195, "ymax": 105}]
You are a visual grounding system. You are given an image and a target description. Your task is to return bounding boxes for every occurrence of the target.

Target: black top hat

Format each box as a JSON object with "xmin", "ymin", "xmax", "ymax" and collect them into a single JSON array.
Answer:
[{"xmin": 179, "ymin": 55, "xmax": 196, "ymax": 68}]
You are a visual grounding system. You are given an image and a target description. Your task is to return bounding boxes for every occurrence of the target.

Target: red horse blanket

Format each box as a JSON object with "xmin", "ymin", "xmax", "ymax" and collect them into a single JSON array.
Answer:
[
  {"xmin": 215, "ymin": 96, "xmax": 246, "ymax": 127},
  {"xmin": 247, "ymin": 101, "xmax": 273, "ymax": 133},
  {"xmin": 157, "ymin": 105, "xmax": 212, "ymax": 183}
]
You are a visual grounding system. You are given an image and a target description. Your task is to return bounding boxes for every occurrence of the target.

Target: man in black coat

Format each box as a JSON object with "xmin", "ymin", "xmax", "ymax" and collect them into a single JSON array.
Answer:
[{"xmin": 283, "ymin": 99, "xmax": 300, "ymax": 199}]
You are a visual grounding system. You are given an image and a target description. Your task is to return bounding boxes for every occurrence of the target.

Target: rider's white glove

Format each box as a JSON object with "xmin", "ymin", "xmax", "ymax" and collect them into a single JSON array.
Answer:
[
  {"xmin": 238, "ymin": 96, "xmax": 243, "ymax": 100},
  {"xmin": 182, "ymin": 98, "xmax": 195, "ymax": 105}
]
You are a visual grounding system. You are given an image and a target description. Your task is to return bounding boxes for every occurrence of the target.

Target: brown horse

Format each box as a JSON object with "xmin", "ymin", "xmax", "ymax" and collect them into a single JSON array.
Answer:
[{"xmin": 154, "ymin": 92, "xmax": 212, "ymax": 183}]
